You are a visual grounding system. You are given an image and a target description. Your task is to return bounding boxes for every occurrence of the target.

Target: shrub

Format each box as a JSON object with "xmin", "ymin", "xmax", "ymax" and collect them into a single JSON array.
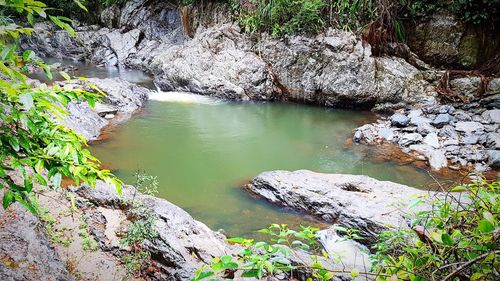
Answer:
[
  {"xmin": 0, "ymin": 0, "xmax": 121, "ymax": 213},
  {"xmin": 193, "ymin": 179, "xmax": 499, "ymax": 280}
]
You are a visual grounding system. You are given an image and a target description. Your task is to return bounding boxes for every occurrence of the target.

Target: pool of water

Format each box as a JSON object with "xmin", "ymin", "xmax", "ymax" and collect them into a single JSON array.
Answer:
[
  {"xmin": 35, "ymin": 59, "xmax": 435, "ymax": 237},
  {"xmin": 90, "ymin": 92, "xmax": 435, "ymax": 237}
]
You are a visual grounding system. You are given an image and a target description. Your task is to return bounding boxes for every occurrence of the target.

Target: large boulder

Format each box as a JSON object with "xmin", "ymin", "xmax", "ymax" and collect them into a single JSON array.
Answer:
[
  {"xmin": 73, "ymin": 182, "xmax": 237, "ymax": 280},
  {"xmin": 59, "ymin": 77, "xmax": 150, "ymax": 141},
  {"xmin": 0, "ymin": 200, "xmax": 73, "ymax": 281},
  {"xmin": 245, "ymin": 170, "xmax": 428, "ymax": 245},
  {"xmin": 406, "ymin": 12, "xmax": 500, "ymax": 68}
]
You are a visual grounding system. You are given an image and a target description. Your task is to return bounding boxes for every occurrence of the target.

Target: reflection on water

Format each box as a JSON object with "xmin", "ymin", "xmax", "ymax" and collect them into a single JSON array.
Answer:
[
  {"xmin": 91, "ymin": 99, "xmax": 435, "ymax": 237},
  {"xmin": 30, "ymin": 58, "xmax": 154, "ymax": 88}
]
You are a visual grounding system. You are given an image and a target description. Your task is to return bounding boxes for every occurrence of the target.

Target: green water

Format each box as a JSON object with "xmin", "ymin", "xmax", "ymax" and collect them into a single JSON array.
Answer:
[{"xmin": 91, "ymin": 94, "xmax": 434, "ymax": 237}]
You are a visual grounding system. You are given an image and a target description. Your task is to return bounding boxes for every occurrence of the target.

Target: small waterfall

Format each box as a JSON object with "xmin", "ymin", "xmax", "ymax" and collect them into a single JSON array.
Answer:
[{"xmin": 149, "ymin": 90, "xmax": 222, "ymax": 105}]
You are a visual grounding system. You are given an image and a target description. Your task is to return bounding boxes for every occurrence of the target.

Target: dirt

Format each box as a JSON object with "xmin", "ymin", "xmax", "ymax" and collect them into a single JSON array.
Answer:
[{"xmin": 36, "ymin": 189, "xmax": 132, "ymax": 281}]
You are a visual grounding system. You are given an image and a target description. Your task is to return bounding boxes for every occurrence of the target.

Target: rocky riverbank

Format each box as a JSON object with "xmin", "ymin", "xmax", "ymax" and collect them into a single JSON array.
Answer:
[
  {"xmin": 0, "ymin": 78, "xmax": 237, "ymax": 281},
  {"xmin": 353, "ymin": 79, "xmax": 500, "ymax": 174},
  {"xmin": 23, "ymin": 1, "xmax": 438, "ymax": 109}
]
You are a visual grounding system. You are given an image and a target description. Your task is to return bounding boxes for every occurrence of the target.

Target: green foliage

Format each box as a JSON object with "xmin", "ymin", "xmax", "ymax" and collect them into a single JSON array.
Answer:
[
  {"xmin": 239, "ymin": 0, "xmax": 327, "ymax": 37},
  {"xmin": 0, "ymin": 0, "xmax": 121, "ymax": 212},
  {"xmin": 400, "ymin": 0, "xmax": 500, "ymax": 25},
  {"xmin": 193, "ymin": 179, "xmax": 499, "ymax": 280},
  {"xmin": 119, "ymin": 171, "xmax": 159, "ymax": 276},
  {"xmin": 373, "ymin": 179, "xmax": 499, "ymax": 280},
  {"xmin": 192, "ymin": 224, "xmax": 365, "ymax": 280}
]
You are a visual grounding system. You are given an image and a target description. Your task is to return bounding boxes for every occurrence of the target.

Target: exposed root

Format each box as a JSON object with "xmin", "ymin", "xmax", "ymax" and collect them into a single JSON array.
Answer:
[{"xmin": 436, "ymin": 70, "xmax": 492, "ymax": 103}]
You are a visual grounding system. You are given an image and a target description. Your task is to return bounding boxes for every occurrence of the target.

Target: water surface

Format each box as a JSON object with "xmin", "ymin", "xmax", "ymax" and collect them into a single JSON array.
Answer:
[
  {"xmin": 36, "ymin": 59, "xmax": 435, "ymax": 237},
  {"xmin": 91, "ymin": 92, "xmax": 434, "ymax": 236}
]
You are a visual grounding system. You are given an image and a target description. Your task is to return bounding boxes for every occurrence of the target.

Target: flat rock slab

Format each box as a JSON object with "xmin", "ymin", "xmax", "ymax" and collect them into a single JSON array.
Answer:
[{"xmin": 245, "ymin": 170, "xmax": 429, "ymax": 245}]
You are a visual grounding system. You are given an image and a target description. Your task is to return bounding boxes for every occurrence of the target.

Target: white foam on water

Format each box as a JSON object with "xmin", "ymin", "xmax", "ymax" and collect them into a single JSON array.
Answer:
[{"xmin": 149, "ymin": 91, "xmax": 222, "ymax": 105}]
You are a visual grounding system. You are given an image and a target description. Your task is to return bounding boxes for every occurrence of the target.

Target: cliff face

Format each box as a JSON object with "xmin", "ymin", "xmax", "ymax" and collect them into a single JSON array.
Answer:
[{"xmin": 23, "ymin": 0, "xmax": 441, "ymax": 110}]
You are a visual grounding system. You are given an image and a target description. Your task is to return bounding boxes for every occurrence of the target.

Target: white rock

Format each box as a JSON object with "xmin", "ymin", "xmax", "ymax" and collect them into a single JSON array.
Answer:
[
  {"xmin": 455, "ymin": 121, "xmax": 484, "ymax": 134},
  {"xmin": 423, "ymin": 133, "xmax": 440, "ymax": 148}
]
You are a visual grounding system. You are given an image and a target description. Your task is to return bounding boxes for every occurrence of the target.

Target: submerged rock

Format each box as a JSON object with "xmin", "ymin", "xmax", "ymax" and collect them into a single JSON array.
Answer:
[{"xmin": 245, "ymin": 170, "xmax": 428, "ymax": 245}]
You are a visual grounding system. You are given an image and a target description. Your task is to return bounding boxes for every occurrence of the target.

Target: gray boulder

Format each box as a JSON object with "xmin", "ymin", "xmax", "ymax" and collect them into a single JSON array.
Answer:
[
  {"xmin": 481, "ymin": 109, "xmax": 500, "ymax": 123},
  {"xmin": 59, "ymin": 77, "xmax": 150, "ymax": 141},
  {"xmin": 399, "ymin": 133, "xmax": 423, "ymax": 146},
  {"xmin": 486, "ymin": 150, "xmax": 500, "ymax": 169},
  {"xmin": 423, "ymin": 133, "xmax": 440, "ymax": 148},
  {"xmin": 73, "ymin": 182, "xmax": 236, "ymax": 280},
  {"xmin": 0, "ymin": 200, "xmax": 73, "ymax": 281},
  {"xmin": 245, "ymin": 170, "xmax": 429, "ymax": 245},
  {"xmin": 455, "ymin": 121, "xmax": 484, "ymax": 134},
  {"xmin": 432, "ymin": 113, "xmax": 452, "ymax": 128},
  {"xmin": 390, "ymin": 113, "xmax": 410, "ymax": 127},
  {"xmin": 485, "ymin": 133, "xmax": 500, "ymax": 149}
]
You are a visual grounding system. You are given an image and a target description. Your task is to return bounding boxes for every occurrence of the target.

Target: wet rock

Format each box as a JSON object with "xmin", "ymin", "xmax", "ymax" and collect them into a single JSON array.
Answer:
[
  {"xmin": 390, "ymin": 113, "xmax": 410, "ymax": 127},
  {"xmin": 462, "ymin": 134, "xmax": 480, "ymax": 145},
  {"xmin": 439, "ymin": 125, "xmax": 459, "ymax": 139},
  {"xmin": 410, "ymin": 116, "xmax": 432, "ymax": 126},
  {"xmin": 453, "ymin": 110, "xmax": 473, "ymax": 121},
  {"xmin": 485, "ymin": 133, "xmax": 500, "ymax": 149},
  {"xmin": 481, "ymin": 109, "xmax": 500, "ymax": 123},
  {"xmin": 432, "ymin": 113, "xmax": 452, "ymax": 128},
  {"xmin": 423, "ymin": 133, "xmax": 440, "ymax": 148},
  {"xmin": 377, "ymin": 128, "xmax": 395, "ymax": 141},
  {"xmin": 317, "ymin": 228, "xmax": 371, "ymax": 278},
  {"xmin": 0, "ymin": 200, "xmax": 73, "ymax": 281},
  {"xmin": 59, "ymin": 77, "xmax": 150, "ymax": 141},
  {"xmin": 73, "ymin": 182, "xmax": 236, "ymax": 280},
  {"xmin": 438, "ymin": 105, "xmax": 455, "ymax": 114},
  {"xmin": 450, "ymin": 77, "xmax": 481, "ymax": 100},
  {"xmin": 455, "ymin": 121, "xmax": 484, "ymax": 134},
  {"xmin": 399, "ymin": 133, "xmax": 423, "ymax": 146},
  {"xmin": 486, "ymin": 150, "xmax": 500, "ymax": 169},
  {"xmin": 353, "ymin": 124, "xmax": 375, "ymax": 143},
  {"xmin": 245, "ymin": 170, "xmax": 429, "ymax": 245}
]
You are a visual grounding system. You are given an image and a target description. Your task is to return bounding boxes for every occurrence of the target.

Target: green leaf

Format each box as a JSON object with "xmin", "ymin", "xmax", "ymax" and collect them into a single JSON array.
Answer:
[
  {"xmin": 8, "ymin": 137, "xmax": 20, "ymax": 152},
  {"xmin": 0, "ymin": 167, "xmax": 6, "ymax": 178},
  {"xmin": 74, "ymin": 0, "xmax": 89, "ymax": 12},
  {"xmin": 483, "ymin": 212, "xmax": 495, "ymax": 224},
  {"xmin": 3, "ymin": 191, "xmax": 15, "ymax": 209},
  {"xmin": 35, "ymin": 160, "xmax": 44, "ymax": 174},
  {"xmin": 22, "ymin": 50, "xmax": 35, "ymax": 61},
  {"xmin": 34, "ymin": 173, "xmax": 48, "ymax": 186},
  {"xmin": 59, "ymin": 71, "xmax": 71, "ymax": 81},
  {"xmin": 441, "ymin": 233, "xmax": 453, "ymax": 246},
  {"xmin": 478, "ymin": 219, "xmax": 494, "ymax": 233},
  {"xmin": 241, "ymin": 269, "xmax": 259, "ymax": 278},
  {"xmin": 53, "ymin": 173, "xmax": 62, "ymax": 189},
  {"xmin": 220, "ymin": 255, "xmax": 232, "ymax": 264}
]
